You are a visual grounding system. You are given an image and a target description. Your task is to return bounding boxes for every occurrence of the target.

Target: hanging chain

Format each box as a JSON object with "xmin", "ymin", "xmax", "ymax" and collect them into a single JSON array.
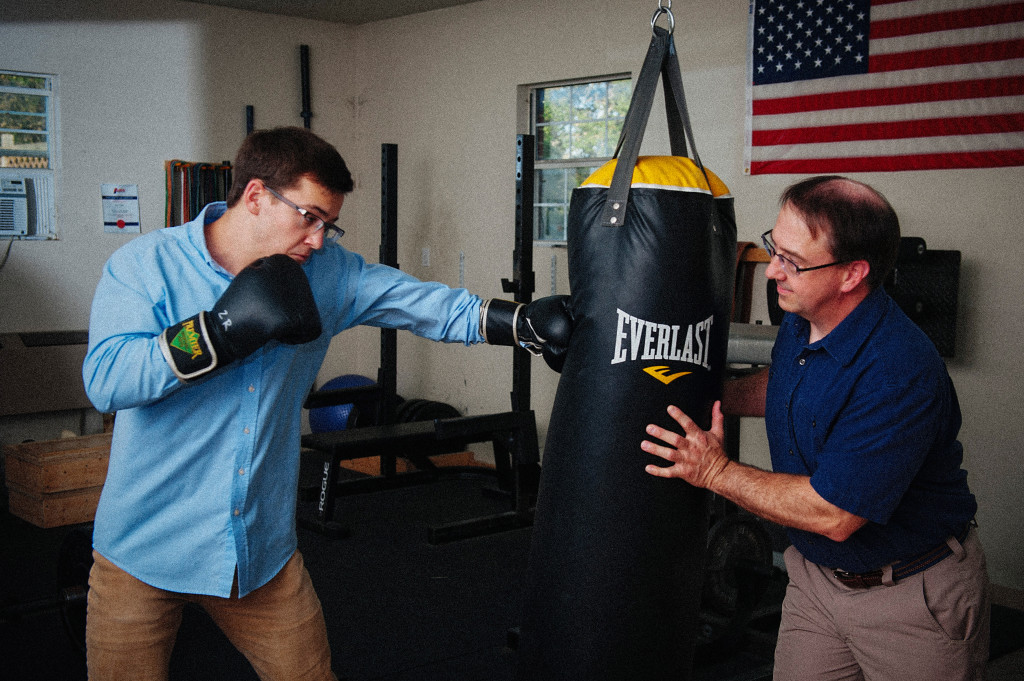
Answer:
[{"xmin": 651, "ymin": 0, "xmax": 675, "ymax": 35}]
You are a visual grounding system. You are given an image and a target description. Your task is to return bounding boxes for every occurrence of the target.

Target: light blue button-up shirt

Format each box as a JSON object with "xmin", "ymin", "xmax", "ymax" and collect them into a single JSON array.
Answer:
[{"xmin": 83, "ymin": 202, "xmax": 483, "ymax": 597}]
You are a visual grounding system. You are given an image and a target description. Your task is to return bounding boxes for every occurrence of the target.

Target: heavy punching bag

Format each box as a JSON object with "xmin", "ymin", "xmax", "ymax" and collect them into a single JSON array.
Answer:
[{"xmin": 514, "ymin": 24, "xmax": 737, "ymax": 681}]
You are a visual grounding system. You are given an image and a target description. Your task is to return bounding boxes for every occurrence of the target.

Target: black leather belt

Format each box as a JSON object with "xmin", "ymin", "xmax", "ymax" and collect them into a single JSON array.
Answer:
[{"xmin": 832, "ymin": 523, "xmax": 972, "ymax": 588}]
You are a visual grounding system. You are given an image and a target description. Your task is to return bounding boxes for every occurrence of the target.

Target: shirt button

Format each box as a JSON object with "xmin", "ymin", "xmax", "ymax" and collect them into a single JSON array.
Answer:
[
  {"xmin": 238, "ymin": 468, "xmax": 245, "ymax": 476},
  {"xmin": 248, "ymin": 385, "xmax": 255, "ymax": 393},
  {"xmin": 799, "ymin": 358, "xmax": 806, "ymax": 366},
  {"xmin": 243, "ymin": 427, "xmax": 250, "ymax": 434},
  {"xmin": 234, "ymin": 509, "xmax": 240, "ymax": 516}
]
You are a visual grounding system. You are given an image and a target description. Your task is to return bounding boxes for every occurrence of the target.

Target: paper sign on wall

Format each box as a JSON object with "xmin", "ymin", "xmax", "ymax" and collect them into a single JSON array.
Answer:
[{"xmin": 102, "ymin": 184, "xmax": 141, "ymax": 233}]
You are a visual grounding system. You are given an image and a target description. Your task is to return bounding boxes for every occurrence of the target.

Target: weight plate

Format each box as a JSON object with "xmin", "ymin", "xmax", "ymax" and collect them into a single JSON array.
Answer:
[{"xmin": 701, "ymin": 515, "xmax": 772, "ymax": 617}]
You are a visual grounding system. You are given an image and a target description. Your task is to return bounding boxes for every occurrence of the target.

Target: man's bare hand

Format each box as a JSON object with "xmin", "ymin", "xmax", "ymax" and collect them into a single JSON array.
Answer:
[{"xmin": 641, "ymin": 401, "xmax": 731, "ymax": 491}]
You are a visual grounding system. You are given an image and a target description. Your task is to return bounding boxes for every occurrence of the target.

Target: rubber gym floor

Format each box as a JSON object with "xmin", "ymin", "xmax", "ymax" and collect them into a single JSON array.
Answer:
[{"xmin": 3, "ymin": 461, "xmax": 1022, "ymax": 681}]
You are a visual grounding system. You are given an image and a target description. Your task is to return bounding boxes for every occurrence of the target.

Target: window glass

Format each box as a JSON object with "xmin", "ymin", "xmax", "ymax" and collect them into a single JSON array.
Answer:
[{"xmin": 0, "ymin": 71, "xmax": 53, "ymax": 170}]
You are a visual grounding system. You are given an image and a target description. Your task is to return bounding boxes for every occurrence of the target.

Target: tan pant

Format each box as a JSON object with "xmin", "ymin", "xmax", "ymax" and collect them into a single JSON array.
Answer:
[
  {"xmin": 86, "ymin": 550, "xmax": 336, "ymax": 681},
  {"xmin": 774, "ymin": 527, "xmax": 990, "ymax": 681}
]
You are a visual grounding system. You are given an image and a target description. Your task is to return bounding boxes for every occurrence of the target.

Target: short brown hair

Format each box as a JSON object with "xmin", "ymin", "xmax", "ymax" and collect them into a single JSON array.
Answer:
[
  {"xmin": 225, "ymin": 126, "xmax": 354, "ymax": 206},
  {"xmin": 780, "ymin": 175, "xmax": 900, "ymax": 290}
]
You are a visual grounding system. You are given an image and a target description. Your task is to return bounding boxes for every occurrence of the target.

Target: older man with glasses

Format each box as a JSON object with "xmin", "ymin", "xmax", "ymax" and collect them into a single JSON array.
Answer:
[{"xmin": 642, "ymin": 175, "xmax": 989, "ymax": 681}]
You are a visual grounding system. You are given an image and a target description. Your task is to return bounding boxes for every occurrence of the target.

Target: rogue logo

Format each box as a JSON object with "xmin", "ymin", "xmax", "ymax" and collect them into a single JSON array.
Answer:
[
  {"xmin": 611, "ymin": 308, "xmax": 714, "ymax": 372},
  {"xmin": 318, "ymin": 461, "xmax": 331, "ymax": 512}
]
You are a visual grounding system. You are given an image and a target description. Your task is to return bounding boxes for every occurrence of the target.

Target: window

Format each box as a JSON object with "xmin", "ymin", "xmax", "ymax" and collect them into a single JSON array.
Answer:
[
  {"xmin": 525, "ymin": 75, "xmax": 631, "ymax": 242},
  {"xmin": 0, "ymin": 70, "xmax": 58, "ymax": 239}
]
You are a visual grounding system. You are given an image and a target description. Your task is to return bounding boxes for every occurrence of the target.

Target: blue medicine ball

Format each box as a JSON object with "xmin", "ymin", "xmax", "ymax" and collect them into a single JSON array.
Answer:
[{"xmin": 308, "ymin": 374, "xmax": 376, "ymax": 433}]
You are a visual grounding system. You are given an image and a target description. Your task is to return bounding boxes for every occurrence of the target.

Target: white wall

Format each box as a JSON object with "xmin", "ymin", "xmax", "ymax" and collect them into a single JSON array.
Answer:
[
  {"xmin": 1, "ymin": 0, "xmax": 1022, "ymax": 590},
  {"xmin": 0, "ymin": 0, "xmax": 358, "ymax": 332}
]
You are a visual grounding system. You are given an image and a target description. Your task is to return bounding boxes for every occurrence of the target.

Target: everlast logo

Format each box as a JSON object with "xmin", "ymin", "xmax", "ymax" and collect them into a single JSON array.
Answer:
[{"xmin": 611, "ymin": 308, "xmax": 714, "ymax": 381}]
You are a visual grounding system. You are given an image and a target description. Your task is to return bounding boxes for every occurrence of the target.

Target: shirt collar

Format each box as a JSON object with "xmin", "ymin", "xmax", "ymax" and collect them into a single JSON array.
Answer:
[
  {"xmin": 186, "ymin": 202, "xmax": 231, "ymax": 276},
  {"xmin": 793, "ymin": 286, "xmax": 891, "ymax": 366}
]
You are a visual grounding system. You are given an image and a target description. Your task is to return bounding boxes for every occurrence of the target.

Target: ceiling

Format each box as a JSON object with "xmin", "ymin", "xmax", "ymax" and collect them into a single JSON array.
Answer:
[{"xmin": 181, "ymin": 0, "xmax": 484, "ymax": 25}]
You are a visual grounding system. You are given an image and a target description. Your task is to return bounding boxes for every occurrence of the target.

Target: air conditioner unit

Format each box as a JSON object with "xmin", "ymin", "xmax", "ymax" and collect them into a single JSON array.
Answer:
[{"xmin": 0, "ymin": 170, "xmax": 54, "ymax": 238}]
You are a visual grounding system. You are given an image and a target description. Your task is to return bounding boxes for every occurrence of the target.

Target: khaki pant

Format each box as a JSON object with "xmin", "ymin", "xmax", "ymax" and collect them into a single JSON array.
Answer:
[
  {"xmin": 774, "ymin": 527, "xmax": 990, "ymax": 681},
  {"xmin": 86, "ymin": 550, "xmax": 336, "ymax": 681}
]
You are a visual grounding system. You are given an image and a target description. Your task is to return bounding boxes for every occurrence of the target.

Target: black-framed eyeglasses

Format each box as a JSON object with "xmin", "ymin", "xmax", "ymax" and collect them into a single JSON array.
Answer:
[
  {"xmin": 760, "ymin": 229, "xmax": 845, "ymax": 276},
  {"xmin": 264, "ymin": 186, "xmax": 344, "ymax": 241}
]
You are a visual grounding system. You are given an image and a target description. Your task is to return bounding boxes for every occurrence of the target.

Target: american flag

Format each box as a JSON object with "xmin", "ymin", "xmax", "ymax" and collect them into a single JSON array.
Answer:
[{"xmin": 745, "ymin": 0, "xmax": 1024, "ymax": 174}]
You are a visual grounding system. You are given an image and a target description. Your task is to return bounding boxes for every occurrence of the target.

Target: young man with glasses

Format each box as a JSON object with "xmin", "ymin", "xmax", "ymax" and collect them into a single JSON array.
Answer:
[
  {"xmin": 82, "ymin": 126, "xmax": 571, "ymax": 680},
  {"xmin": 641, "ymin": 175, "xmax": 988, "ymax": 680}
]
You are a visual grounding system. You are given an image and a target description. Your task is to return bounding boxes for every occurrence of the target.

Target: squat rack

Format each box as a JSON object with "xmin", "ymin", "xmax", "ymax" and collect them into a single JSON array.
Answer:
[{"xmin": 299, "ymin": 138, "xmax": 541, "ymax": 544}]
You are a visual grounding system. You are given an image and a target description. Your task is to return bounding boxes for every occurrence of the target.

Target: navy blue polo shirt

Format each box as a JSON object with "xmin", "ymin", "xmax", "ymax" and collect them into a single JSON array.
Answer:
[{"xmin": 766, "ymin": 286, "xmax": 976, "ymax": 573}]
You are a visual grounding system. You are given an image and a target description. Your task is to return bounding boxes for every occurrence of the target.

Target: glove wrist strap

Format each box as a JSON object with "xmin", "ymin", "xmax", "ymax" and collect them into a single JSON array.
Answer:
[
  {"xmin": 481, "ymin": 298, "xmax": 543, "ymax": 355},
  {"xmin": 481, "ymin": 299, "xmax": 520, "ymax": 345}
]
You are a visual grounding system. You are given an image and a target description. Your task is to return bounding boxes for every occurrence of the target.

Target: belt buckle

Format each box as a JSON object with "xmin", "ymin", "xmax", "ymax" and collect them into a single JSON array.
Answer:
[{"xmin": 832, "ymin": 569, "xmax": 878, "ymax": 588}]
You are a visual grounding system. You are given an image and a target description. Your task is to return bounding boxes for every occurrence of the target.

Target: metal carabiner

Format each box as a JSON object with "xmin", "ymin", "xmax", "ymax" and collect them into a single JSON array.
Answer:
[{"xmin": 651, "ymin": 1, "xmax": 675, "ymax": 35}]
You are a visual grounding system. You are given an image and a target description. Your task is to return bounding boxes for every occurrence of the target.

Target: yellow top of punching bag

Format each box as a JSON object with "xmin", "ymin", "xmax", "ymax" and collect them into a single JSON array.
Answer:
[{"xmin": 581, "ymin": 156, "xmax": 731, "ymax": 198}]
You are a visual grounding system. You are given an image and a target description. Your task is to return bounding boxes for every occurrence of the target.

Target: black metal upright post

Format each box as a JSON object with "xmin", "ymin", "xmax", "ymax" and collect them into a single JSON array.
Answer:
[
  {"xmin": 503, "ymin": 134, "xmax": 536, "ymax": 414},
  {"xmin": 378, "ymin": 144, "xmax": 400, "ymax": 475},
  {"xmin": 300, "ymin": 45, "xmax": 313, "ymax": 129}
]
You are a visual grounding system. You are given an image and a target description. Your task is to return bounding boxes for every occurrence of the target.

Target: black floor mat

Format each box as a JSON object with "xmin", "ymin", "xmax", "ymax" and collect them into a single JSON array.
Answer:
[{"xmin": 3, "ymin": 476, "xmax": 1021, "ymax": 681}]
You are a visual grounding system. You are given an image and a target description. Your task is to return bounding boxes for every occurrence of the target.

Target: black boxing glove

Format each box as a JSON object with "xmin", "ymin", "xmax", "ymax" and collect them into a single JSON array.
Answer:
[
  {"xmin": 159, "ymin": 254, "xmax": 322, "ymax": 381},
  {"xmin": 480, "ymin": 295, "xmax": 573, "ymax": 372}
]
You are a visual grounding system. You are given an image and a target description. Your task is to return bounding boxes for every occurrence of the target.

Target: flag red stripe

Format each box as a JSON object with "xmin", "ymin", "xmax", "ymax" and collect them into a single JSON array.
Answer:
[
  {"xmin": 749, "ymin": 149, "xmax": 1024, "ymax": 173},
  {"xmin": 752, "ymin": 113, "xmax": 1024, "ymax": 145},
  {"xmin": 869, "ymin": 39, "xmax": 1024, "ymax": 72},
  {"xmin": 752, "ymin": 75, "xmax": 1024, "ymax": 115},
  {"xmin": 870, "ymin": 3, "xmax": 1024, "ymax": 39}
]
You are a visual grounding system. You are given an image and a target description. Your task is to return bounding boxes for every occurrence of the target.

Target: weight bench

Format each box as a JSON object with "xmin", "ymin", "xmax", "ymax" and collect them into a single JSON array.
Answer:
[{"xmin": 299, "ymin": 410, "xmax": 540, "ymax": 544}]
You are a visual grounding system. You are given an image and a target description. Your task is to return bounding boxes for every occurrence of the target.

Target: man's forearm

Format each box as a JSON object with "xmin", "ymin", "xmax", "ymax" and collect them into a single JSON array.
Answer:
[{"xmin": 711, "ymin": 461, "xmax": 867, "ymax": 542}]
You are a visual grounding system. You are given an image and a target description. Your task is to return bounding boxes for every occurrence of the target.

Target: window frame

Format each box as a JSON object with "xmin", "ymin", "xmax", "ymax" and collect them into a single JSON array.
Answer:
[
  {"xmin": 0, "ymin": 68, "xmax": 59, "ymax": 240},
  {"xmin": 519, "ymin": 73, "xmax": 631, "ymax": 245}
]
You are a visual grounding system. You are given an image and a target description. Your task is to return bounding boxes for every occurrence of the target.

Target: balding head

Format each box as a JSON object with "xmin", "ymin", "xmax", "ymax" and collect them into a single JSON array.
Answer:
[{"xmin": 780, "ymin": 176, "xmax": 901, "ymax": 290}]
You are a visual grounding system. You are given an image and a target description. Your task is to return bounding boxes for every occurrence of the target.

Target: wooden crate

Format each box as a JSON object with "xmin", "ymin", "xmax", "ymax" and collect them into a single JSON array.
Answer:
[
  {"xmin": 4, "ymin": 432, "xmax": 111, "ymax": 527},
  {"xmin": 6, "ymin": 485, "xmax": 104, "ymax": 528}
]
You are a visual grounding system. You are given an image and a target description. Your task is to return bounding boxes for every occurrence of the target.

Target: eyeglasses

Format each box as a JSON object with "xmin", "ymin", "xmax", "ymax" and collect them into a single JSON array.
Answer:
[
  {"xmin": 760, "ymin": 229, "xmax": 845, "ymax": 276},
  {"xmin": 264, "ymin": 186, "xmax": 344, "ymax": 241}
]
